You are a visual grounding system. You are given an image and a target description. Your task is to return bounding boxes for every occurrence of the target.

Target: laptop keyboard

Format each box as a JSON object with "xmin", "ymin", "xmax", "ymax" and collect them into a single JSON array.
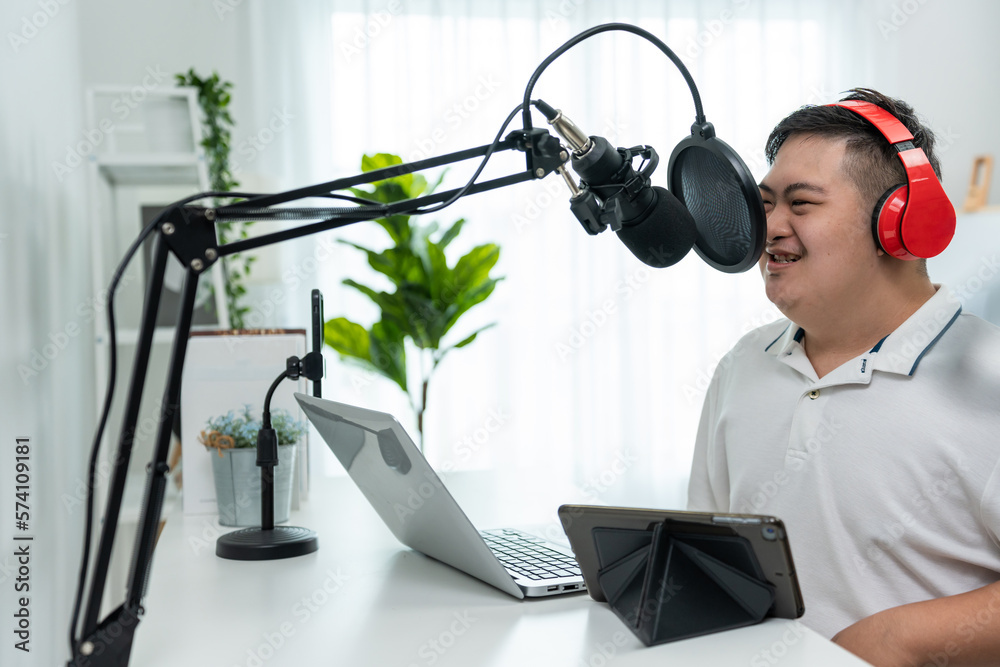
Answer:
[{"xmin": 480, "ymin": 528, "xmax": 582, "ymax": 580}]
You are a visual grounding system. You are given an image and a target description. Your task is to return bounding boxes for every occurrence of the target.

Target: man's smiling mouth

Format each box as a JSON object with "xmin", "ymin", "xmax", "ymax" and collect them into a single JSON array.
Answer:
[{"xmin": 769, "ymin": 253, "xmax": 801, "ymax": 263}]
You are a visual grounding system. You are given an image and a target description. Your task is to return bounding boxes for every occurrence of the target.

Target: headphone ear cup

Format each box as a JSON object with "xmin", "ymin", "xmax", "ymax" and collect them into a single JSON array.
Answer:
[{"xmin": 871, "ymin": 184, "xmax": 913, "ymax": 259}]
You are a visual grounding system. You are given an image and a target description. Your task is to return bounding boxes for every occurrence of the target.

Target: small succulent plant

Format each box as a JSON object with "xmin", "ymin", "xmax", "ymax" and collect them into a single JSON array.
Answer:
[{"xmin": 200, "ymin": 405, "xmax": 306, "ymax": 454}]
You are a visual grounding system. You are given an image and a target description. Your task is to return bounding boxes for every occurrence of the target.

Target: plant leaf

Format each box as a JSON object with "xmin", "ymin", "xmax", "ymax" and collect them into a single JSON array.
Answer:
[
  {"xmin": 323, "ymin": 317, "xmax": 371, "ymax": 362},
  {"xmin": 369, "ymin": 320, "xmax": 407, "ymax": 392},
  {"xmin": 424, "ymin": 238, "xmax": 449, "ymax": 303},
  {"xmin": 442, "ymin": 277, "xmax": 502, "ymax": 336},
  {"xmin": 438, "ymin": 217, "xmax": 466, "ymax": 249},
  {"xmin": 452, "ymin": 244, "xmax": 500, "ymax": 294},
  {"xmin": 453, "ymin": 322, "xmax": 496, "ymax": 348}
]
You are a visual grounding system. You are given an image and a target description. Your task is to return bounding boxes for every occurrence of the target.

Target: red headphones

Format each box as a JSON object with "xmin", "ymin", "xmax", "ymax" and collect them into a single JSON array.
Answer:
[{"xmin": 830, "ymin": 100, "xmax": 956, "ymax": 260}]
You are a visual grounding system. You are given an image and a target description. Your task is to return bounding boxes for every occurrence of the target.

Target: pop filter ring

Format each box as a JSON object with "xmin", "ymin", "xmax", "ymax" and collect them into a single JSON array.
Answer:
[{"xmin": 668, "ymin": 122, "xmax": 766, "ymax": 273}]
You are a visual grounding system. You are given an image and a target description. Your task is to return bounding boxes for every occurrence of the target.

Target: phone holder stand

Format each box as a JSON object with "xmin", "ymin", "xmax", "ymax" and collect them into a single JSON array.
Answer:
[{"xmin": 592, "ymin": 522, "xmax": 775, "ymax": 645}]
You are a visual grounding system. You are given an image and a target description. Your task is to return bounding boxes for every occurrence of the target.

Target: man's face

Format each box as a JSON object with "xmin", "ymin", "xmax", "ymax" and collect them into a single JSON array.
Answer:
[{"xmin": 758, "ymin": 134, "xmax": 880, "ymax": 322}]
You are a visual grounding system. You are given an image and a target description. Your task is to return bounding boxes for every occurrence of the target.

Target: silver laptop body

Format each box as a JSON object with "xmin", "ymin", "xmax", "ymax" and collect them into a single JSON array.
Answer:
[{"xmin": 295, "ymin": 393, "xmax": 585, "ymax": 598}]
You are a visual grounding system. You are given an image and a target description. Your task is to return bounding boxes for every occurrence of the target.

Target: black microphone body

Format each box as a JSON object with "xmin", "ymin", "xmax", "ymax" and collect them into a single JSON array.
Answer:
[
  {"xmin": 572, "ymin": 136, "xmax": 697, "ymax": 269},
  {"xmin": 572, "ymin": 136, "xmax": 657, "ymax": 227},
  {"xmin": 541, "ymin": 102, "xmax": 697, "ymax": 268}
]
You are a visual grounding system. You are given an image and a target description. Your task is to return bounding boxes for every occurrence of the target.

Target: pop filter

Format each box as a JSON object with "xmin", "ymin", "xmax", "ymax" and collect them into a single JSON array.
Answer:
[{"xmin": 668, "ymin": 122, "xmax": 766, "ymax": 273}]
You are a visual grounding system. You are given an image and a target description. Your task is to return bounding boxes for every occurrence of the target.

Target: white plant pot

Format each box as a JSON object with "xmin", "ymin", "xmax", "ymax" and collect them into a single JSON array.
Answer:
[{"xmin": 210, "ymin": 443, "xmax": 298, "ymax": 527}]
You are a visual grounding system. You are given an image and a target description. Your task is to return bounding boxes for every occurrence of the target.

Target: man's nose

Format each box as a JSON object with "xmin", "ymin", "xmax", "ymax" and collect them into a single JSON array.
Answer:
[{"xmin": 765, "ymin": 205, "xmax": 792, "ymax": 242}]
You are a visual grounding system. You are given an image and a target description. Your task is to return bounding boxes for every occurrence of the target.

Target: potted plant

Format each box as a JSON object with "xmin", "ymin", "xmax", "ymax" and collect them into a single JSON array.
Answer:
[
  {"xmin": 199, "ymin": 405, "xmax": 306, "ymax": 526},
  {"xmin": 175, "ymin": 68, "xmax": 256, "ymax": 329},
  {"xmin": 324, "ymin": 153, "xmax": 503, "ymax": 451}
]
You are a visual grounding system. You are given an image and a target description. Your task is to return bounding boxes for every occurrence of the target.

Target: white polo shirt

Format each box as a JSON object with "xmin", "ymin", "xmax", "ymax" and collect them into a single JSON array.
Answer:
[{"xmin": 687, "ymin": 286, "xmax": 1000, "ymax": 638}]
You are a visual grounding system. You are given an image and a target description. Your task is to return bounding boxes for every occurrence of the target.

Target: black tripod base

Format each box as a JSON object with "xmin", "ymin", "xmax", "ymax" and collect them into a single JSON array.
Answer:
[{"xmin": 216, "ymin": 525, "xmax": 319, "ymax": 561}]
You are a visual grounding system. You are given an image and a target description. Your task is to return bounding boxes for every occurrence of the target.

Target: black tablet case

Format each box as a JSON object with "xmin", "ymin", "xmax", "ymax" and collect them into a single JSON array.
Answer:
[{"xmin": 592, "ymin": 523, "xmax": 775, "ymax": 645}]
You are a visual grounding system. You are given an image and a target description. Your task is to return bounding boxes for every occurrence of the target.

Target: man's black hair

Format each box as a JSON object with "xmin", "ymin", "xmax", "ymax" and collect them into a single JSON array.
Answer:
[{"xmin": 764, "ymin": 88, "xmax": 942, "ymax": 213}]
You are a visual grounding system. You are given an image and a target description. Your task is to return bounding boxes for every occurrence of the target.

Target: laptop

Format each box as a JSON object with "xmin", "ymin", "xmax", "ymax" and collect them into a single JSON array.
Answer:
[{"xmin": 295, "ymin": 393, "xmax": 586, "ymax": 599}]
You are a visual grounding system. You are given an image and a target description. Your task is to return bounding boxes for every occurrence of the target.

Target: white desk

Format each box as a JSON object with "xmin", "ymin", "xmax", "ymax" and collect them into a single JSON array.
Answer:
[{"xmin": 131, "ymin": 471, "xmax": 871, "ymax": 666}]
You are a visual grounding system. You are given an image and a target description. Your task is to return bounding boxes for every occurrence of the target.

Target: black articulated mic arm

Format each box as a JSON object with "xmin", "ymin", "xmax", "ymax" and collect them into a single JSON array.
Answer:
[
  {"xmin": 68, "ymin": 22, "xmax": 757, "ymax": 667},
  {"xmin": 67, "ymin": 106, "xmax": 567, "ymax": 667}
]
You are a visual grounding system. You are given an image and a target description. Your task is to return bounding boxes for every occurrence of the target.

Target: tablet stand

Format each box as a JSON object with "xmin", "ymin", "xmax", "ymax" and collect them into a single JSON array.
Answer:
[{"xmin": 593, "ymin": 522, "xmax": 775, "ymax": 645}]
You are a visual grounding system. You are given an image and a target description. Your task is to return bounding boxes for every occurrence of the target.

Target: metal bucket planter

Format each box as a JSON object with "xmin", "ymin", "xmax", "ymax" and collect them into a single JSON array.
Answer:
[{"xmin": 210, "ymin": 443, "xmax": 298, "ymax": 526}]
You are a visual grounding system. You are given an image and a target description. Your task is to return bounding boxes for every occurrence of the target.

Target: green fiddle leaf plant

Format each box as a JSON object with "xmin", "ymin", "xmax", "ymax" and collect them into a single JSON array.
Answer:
[
  {"xmin": 175, "ymin": 68, "xmax": 255, "ymax": 329},
  {"xmin": 324, "ymin": 153, "xmax": 503, "ymax": 451}
]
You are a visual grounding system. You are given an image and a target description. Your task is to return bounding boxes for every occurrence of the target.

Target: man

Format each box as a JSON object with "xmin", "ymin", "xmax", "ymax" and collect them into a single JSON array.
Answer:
[{"xmin": 687, "ymin": 88, "xmax": 1000, "ymax": 666}]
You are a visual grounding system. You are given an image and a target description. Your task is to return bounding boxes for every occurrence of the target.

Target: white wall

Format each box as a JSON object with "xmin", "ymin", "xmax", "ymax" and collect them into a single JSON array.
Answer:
[
  {"xmin": 77, "ymin": 0, "xmax": 250, "ymax": 104},
  {"xmin": 1, "ymin": 3, "xmax": 88, "ymax": 666},
  {"xmin": 867, "ymin": 0, "xmax": 1000, "ymax": 205}
]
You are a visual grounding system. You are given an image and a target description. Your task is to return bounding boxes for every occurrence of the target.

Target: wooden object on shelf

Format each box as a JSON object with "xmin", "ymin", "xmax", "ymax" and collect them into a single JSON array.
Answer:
[{"xmin": 963, "ymin": 155, "xmax": 995, "ymax": 212}]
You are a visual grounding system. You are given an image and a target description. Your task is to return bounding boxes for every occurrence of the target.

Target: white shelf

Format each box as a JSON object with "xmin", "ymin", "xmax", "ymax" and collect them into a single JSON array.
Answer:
[
  {"xmin": 96, "ymin": 326, "xmax": 177, "ymax": 346},
  {"xmin": 94, "ymin": 152, "xmax": 206, "ymax": 186},
  {"xmin": 96, "ymin": 325, "xmax": 226, "ymax": 346}
]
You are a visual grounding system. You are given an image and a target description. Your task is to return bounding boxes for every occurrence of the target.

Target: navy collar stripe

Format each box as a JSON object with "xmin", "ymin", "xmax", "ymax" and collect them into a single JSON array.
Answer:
[
  {"xmin": 870, "ymin": 335, "xmax": 889, "ymax": 353},
  {"xmin": 908, "ymin": 306, "xmax": 962, "ymax": 376},
  {"xmin": 765, "ymin": 324, "xmax": 791, "ymax": 352}
]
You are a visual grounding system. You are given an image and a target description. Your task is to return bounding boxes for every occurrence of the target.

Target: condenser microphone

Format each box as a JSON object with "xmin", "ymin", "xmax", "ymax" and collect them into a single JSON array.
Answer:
[{"xmin": 538, "ymin": 101, "xmax": 697, "ymax": 269}]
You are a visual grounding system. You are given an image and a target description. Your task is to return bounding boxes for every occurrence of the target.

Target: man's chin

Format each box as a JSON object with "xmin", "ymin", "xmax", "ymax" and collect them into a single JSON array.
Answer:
[{"xmin": 763, "ymin": 285, "xmax": 796, "ymax": 320}]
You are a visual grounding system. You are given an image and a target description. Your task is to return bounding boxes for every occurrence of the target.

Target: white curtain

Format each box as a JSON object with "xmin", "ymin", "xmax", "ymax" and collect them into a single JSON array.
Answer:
[
  {"xmin": 0, "ymin": 3, "xmax": 88, "ymax": 665},
  {"xmin": 243, "ymin": 0, "xmax": 875, "ymax": 509}
]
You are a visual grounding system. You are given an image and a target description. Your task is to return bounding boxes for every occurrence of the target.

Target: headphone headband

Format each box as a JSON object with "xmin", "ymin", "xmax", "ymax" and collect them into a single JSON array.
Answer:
[{"xmin": 827, "ymin": 100, "xmax": 955, "ymax": 260}]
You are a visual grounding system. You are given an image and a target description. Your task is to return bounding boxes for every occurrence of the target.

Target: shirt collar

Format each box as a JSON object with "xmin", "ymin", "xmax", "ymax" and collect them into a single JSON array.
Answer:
[
  {"xmin": 764, "ymin": 322, "xmax": 804, "ymax": 357},
  {"xmin": 763, "ymin": 285, "xmax": 963, "ymax": 377},
  {"xmin": 868, "ymin": 285, "xmax": 962, "ymax": 376}
]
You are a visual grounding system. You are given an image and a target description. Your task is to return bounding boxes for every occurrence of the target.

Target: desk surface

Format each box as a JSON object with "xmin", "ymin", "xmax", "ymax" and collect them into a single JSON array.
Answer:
[{"xmin": 131, "ymin": 471, "xmax": 871, "ymax": 666}]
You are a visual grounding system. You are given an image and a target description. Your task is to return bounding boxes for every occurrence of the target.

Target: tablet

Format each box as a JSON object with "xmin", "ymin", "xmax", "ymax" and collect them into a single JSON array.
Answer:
[{"xmin": 558, "ymin": 505, "xmax": 805, "ymax": 620}]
